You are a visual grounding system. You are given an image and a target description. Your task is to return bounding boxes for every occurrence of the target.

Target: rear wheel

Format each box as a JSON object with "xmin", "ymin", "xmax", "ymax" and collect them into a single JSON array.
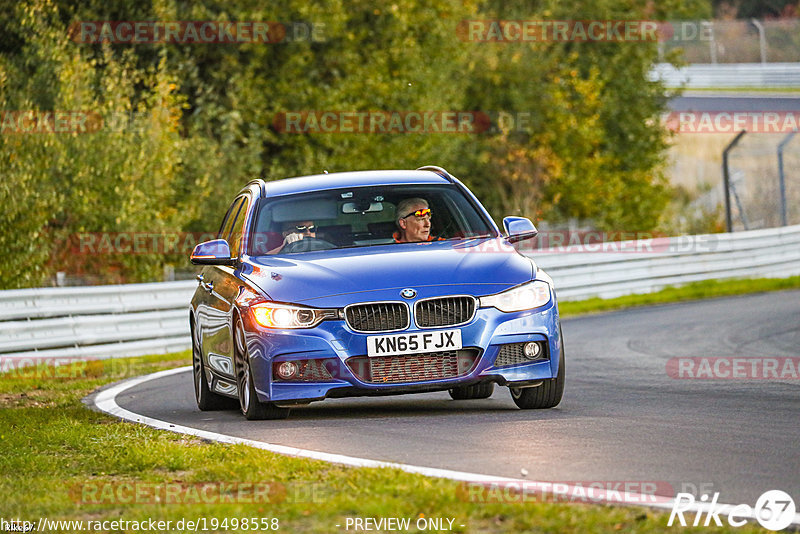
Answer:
[
  {"xmin": 510, "ymin": 327, "xmax": 565, "ymax": 409},
  {"xmin": 192, "ymin": 320, "xmax": 233, "ymax": 411},
  {"xmin": 449, "ymin": 383, "xmax": 495, "ymax": 400},
  {"xmin": 234, "ymin": 318, "xmax": 290, "ymax": 420}
]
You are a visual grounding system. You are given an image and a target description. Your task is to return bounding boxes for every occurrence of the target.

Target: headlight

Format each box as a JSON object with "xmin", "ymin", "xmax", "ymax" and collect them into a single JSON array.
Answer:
[
  {"xmin": 250, "ymin": 303, "xmax": 338, "ymax": 329},
  {"xmin": 479, "ymin": 280, "xmax": 551, "ymax": 312}
]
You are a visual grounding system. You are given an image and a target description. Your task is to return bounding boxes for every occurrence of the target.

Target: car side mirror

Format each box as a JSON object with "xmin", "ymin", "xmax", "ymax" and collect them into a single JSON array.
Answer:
[
  {"xmin": 190, "ymin": 239, "xmax": 237, "ymax": 265},
  {"xmin": 503, "ymin": 216, "xmax": 539, "ymax": 244}
]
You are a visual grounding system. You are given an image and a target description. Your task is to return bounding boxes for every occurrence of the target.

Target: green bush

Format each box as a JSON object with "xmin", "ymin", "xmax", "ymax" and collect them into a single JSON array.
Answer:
[{"xmin": 1, "ymin": 0, "xmax": 709, "ymax": 288}]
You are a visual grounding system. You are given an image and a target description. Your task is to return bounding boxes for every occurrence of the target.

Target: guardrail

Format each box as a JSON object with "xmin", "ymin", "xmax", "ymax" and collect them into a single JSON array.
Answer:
[
  {"xmin": 650, "ymin": 62, "xmax": 800, "ymax": 88},
  {"xmin": 1, "ymin": 224, "xmax": 799, "ymax": 361},
  {"xmin": 530, "ymin": 224, "xmax": 800, "ymax": 300},
  {"xmin": 0, "ymin": 281, "xmax": 195, "ymax": 360}
]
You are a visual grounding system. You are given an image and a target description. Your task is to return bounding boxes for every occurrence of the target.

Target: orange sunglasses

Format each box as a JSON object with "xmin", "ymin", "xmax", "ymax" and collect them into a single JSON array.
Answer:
[{"xmin": 401, "ymin": 208, "xmax": 431, "ymax": 219}]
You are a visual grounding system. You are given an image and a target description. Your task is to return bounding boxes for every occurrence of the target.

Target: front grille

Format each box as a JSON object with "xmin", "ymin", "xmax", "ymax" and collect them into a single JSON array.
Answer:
[
  {"xmin": 346, "ymin": 349, "xmax": 478, "ymax": 384},
  {"xmin": 345, "ymin": 302, "xmax": 409, "ymax": 332},
  {"xmin": 415, "ymin": 296, "xmax": 476, "ymax": 328},
  {"xmin": 494, "ymin": 342, "xmax": 548, "ymax": 367}
]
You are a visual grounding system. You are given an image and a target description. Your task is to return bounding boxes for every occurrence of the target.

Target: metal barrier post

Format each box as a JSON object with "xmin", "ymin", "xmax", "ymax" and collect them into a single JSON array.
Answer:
[
  {"xmin": 722, "ymin": 130, "xmax": 747, "ymax": 232},
  {"xmin": 751, "ymin": 19, "xmax": 767, "ymax": 64},
  {"xmin": 708, "ymin": 20, "xmax": 717, "ymax": 63},
  {"xmin": 777, "ymin": 131, "xmax": 797, "ymax": 227}
]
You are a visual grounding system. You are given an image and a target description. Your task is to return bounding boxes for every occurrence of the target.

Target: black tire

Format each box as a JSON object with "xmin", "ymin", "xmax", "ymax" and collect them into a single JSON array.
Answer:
[
  {"xmin": 234, "ymin": 319, "xmax": 290, "ymax": 421},
  {"xmin": 191, "ymin": 320, "xmax": 233, "ymax": 411},
  {"xmin": 449, "ymin": 383, "xmax": 495, "ymax": 400},
  {"xmin": 510, "ymin": 327, "xmax": 565, "ymax": 409}
]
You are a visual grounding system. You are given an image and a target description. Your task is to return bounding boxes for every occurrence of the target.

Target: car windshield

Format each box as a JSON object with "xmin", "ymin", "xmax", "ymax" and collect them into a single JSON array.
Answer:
[{"xmin": 249, "ymin": 184, "xmax": 497, "ymax": 255}]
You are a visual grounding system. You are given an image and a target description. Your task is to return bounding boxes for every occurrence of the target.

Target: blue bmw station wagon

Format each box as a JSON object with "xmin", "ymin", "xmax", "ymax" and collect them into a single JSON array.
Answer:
[{"xmin": 190, "ymin": 166, "xmax": 564, "ymax": 419}]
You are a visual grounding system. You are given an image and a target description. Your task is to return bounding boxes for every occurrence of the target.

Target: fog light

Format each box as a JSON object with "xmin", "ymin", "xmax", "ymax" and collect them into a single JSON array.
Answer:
[
  {"xmin": 524, "ymin": 342, "xmax": 542, "ymax": 359},
  {"xmin": 276, "ymin": 361, "xmax": 298, "ymax": 379}
]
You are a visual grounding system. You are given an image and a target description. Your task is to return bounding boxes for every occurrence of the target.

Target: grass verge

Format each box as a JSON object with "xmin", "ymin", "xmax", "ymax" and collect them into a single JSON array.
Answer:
[
  {"xmin": 0, "ymin": 353, "xmax": 759, "ymax": 533},
  {"xmin": 559, "ymin": 276, "xmax": 800, "ymax": 317}
]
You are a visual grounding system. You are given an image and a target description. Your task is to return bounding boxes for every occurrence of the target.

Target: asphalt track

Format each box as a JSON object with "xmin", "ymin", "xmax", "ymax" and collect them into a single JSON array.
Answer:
[{"xmin": 107, "ymin": 290, "xmax": 800, "ymax": 507}]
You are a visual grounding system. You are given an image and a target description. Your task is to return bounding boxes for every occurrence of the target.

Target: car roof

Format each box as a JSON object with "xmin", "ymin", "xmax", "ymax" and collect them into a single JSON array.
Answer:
[{"xmin": 261, "ymin": 169, "xmax": 452, "ymax": 198}]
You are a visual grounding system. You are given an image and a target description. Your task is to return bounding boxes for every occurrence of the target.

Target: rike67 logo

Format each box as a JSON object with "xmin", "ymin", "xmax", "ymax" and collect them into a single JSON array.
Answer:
[{"xmin": 669, "ymin": 490, "xmax": 796, "ymax": 531}]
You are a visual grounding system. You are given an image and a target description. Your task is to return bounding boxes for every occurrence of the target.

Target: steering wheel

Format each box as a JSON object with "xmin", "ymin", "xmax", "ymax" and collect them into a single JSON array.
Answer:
[{"xmin": 281, "ymin": 237, "xmax": 336, "ymax": 253}]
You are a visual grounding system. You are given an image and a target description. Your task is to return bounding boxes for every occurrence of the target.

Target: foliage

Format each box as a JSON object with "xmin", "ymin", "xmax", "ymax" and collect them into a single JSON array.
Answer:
[
  {"xmin": 713, "ymin": 0, "xmax": 800, "ymax": 18},
  {"xmin": 1, "ymin": 1, "xmax": 202, "ymax": 286}
]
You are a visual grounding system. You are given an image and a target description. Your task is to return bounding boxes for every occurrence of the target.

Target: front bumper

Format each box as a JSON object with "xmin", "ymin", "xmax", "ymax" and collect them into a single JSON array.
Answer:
[{"xmin": 239, "ymin": 300, "xmax": 561, "ymax": 404}]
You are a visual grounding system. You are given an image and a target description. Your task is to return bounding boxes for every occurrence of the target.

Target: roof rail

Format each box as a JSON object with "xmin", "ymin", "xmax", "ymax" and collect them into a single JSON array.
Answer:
[
  {"xmin": 243, "ymin": 178, "xmax": 267, "ymax": 196},
  {"xmin": 416, "ymin": 165, "xmax": 455, "ymax": 183}
]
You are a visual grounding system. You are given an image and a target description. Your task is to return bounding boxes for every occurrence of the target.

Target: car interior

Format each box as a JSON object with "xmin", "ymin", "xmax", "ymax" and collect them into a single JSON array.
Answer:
[{"xmin": 249, "ymin": 185, "xmax": 493, "ymax": 255}]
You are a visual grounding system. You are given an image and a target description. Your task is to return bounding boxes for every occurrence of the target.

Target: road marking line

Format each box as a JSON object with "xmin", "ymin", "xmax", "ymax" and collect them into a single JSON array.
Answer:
[{"xmin": 92, "ymin": 366, "xmax": 800, "ymax": 526}]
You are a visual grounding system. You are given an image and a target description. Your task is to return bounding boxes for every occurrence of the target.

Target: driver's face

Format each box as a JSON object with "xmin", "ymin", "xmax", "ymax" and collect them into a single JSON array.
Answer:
[
  {"xmin": 284, "ymin": 221, "xmax": 316, "ymax": 238},
  {"xmin": 399, "ymin": 204, "xmax": 431, "ymax": 242}
]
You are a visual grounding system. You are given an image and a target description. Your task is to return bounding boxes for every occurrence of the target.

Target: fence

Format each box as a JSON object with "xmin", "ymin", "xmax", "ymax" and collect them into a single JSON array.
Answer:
[
  {"xmin": 658, "ymin": 19, "xmax": 800, "ymax": 64},
  {"xmin": 1, "ymin": 224, "xmax": 799, "ymax": 361},
  {"xmin": 722, "ymin": 132, "xmax": 800, "ymax": 231},
  {"xmin": 650, "ymin": 18, "xmax": 800, "ymax": 87}
]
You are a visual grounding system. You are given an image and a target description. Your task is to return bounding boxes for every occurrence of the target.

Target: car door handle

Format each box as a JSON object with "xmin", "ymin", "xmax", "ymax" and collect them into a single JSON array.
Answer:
[{"xmin": 196, "ymin": 274, "xmax": 213, "ymax": 292}]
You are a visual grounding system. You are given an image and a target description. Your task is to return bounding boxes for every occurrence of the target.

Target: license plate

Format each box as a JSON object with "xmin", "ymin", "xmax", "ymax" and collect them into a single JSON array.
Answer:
[{"xmin": 366, "ymin": 329, "xmax": 462, "ymax": 357}]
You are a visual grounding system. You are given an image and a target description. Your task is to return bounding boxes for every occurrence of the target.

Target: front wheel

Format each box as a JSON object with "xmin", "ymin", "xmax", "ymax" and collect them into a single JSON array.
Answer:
[
  {"xmin": 510, "ymin": 327, "xmax": 565, "ymax": 409},
  {"xmin": 234, "ymin": 319, "xmax": 290, "ymax": 420}
]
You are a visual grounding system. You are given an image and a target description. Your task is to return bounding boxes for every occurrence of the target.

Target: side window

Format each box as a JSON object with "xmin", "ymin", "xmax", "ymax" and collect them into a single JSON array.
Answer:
[
  {"xmin": 218, "ymin": 197, "xmax": 244, "ymax": 242},
  {"xmin": 228, "ymin": 196, "xmax": 251, "ymax": 258}
]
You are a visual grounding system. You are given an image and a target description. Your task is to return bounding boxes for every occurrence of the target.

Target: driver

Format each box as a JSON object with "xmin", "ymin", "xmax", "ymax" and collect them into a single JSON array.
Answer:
[
  {"xmin": 267, "ymin": 220, "xmax": 316, "ymax": 254},
  {"xmin": 393, "ymin": 198, "xmax": 441, "ymax": 243}
]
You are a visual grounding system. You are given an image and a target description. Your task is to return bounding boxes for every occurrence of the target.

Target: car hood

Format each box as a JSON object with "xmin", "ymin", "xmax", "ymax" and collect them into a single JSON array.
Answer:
[{"xmin": 241, "ymin": 239, "xmax": 535, "ymax": 306}]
